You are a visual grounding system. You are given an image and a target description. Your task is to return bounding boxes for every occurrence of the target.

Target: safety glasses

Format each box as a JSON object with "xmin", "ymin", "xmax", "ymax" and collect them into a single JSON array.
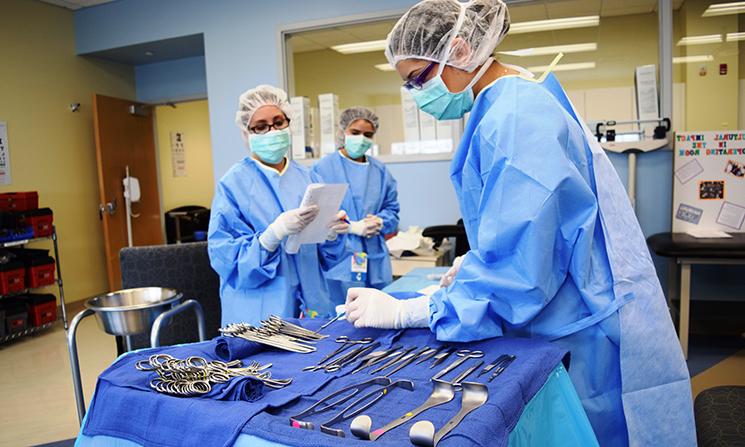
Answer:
[{"xmin": 403, "ymin": 62, "xmax": 437, "ymax": 90}]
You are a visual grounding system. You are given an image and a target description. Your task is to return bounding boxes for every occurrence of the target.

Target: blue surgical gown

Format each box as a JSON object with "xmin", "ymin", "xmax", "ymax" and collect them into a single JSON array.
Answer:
[
  {"xmin": 208, "ymin": 157, "xmax": 345, "ymax": 326},
  {"xmin": 312, "ymin": 151, "xmax": 399, "ymax": 299},
  {"xmin": 429, "ymin": 74, "xmax": 696, "ymax": 446}
]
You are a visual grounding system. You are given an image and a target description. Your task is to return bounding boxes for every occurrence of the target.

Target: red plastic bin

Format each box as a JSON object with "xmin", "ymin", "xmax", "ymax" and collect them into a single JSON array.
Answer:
[
  {"xmin": 22, "ymin": 208, "xmax": 53, "ymax": 238},
  {"xmin": 26, "ymin": 257, "xmax": 55, "ymax": 288},
  {"xmin": 26, "ymin": 294, "xmax": 57, "ymax": 326},
  {"xmin": 0, "ymin": 192, "xmax": 39, "ymax": 212},
  {"xmin": 0, "ymin": 261, "xmax": 26, "ymax": 295}
]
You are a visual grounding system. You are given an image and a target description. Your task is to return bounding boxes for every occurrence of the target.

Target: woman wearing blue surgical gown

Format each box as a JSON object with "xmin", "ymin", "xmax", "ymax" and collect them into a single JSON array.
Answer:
[
  {"xmin": 208, "ymin": 85, "xmax": 348, "ymax": 326},
  {"xmin": 312, "ymin": 107, "xmax": 400, "ymax": 301},
  {"xmin": 345, "ymin": 1, "xmax": 696, "ymax": 445}
]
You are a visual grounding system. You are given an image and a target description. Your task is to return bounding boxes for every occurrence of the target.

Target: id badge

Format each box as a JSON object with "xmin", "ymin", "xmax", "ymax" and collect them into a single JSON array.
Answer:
[{"xmin": 351, "ymin": 251, "xmax": 368, "ymax": 282}]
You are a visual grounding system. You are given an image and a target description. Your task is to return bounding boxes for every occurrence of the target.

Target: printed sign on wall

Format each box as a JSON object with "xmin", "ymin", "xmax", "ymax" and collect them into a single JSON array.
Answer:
[
  {"xmin": 673, "ymin": 131, "xmax": 745, "ymax": 233},
  {"xmin": 170, "ymin": 131, "xmax": 187, "ymax": 177},
  {"xmin": 0, "ymin": 122, "xmax": 11, "ymax": 185}
]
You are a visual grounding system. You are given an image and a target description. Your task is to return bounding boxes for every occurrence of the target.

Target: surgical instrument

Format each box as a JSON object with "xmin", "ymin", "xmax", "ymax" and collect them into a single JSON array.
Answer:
[
  {"xmin": 384, "ymin": 346, "xmax": 432, "ymax": 378},
  {"xmin": 488, "ymin": 355, "xmax": 516, "ymax": 382},
  {"xmin": 351, "ymin": 380, "xmax": 456, "ymax": 441},
  {"xmin": 318, "ymin": 312, "xmax": 345, "ymax": 332},
  {"xmin": 350, "ymin": 345, "xmax": 403, "ymax": 374},
  {"xmin": 304, "ymin": 342, "xmax": 380, "ymax": 373},
  {"xmin": 220, "ymin": 316, "xmax": 325, "ymax": 353},
  {"xmin": 136, "ymin": 354, "xmax": 291, "ymax": 396},
  {"xmin": 290, "ymin": 377, "xmax": 391, "ymax": 430},
  {"xmin": 409, "ymin": 382, "xmax": 489, "ymax": 447},
  {"xmin": 431, "ymin": 350, "xmax": 484, "ymax": 380},
  {"xmin": 416, "ymin": 346, "xmax": 444, "ymax": 365},
  {"xmin": 369, "ymin": 346, "xmax": 416, "ymax": 375},
  {"xmin": 429, "ymin": 347, "xmax": 455, "ymax": 369},
  {"xmin": 450, "ymin": 360, "xmax": 483, "ymax": 387},
  {"xmin": 319, "ymin": 336, "xmax": 373, "ymax": 364},
  {"xmin": 319, "ymin": 379, "xmax": 414, "ymax": 437},
  {"xmin": 261, "ymin": 315, "xmax": 326, "ymax": 341},
  {"xmin": 477, "ymin": 354, "xmax": 511, "ymax": 378}
]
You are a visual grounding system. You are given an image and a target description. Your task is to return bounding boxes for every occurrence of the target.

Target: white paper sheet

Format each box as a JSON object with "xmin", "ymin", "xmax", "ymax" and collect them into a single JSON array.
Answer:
[
  {"xmin": 685, "ymin": 228, "xmax": 732, "ymax": 239},
  {"xmin": 0, "ymin": 122, "xmax": 11, "ymax": 185},
  {"xmin": 286, "ymin": 183, "xmax": 348, "ymax": 254},
  {"xmin": 716, "ymin": 201, "xmax": 745, "ymax": 230},
  {"xmin": 674, "ymin": 159, "xmax": 704, "ymax": 184}
]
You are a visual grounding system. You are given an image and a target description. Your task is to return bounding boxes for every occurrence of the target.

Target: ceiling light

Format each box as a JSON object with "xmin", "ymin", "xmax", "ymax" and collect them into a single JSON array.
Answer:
[
  {"xmin": 509, "ymin": 16, "xmax": 599, "ymax": 34},
  {"xmin": 374, "ymin": 63, "xmax": 396, "ymax": 72},
  {"xmin": 332, "ymin": 39, "xmax": 387, "ymax": 54},
  {"xmin": 702, "ymin": 2, "xmax": 745, "ymax": 17},
  {"xmin": 677, "ymin": 34, "xmax": 723, "ymax": 46},
  {"xmin": 527, "ymin": 62, "xmax": 596, "ymax": 72},
  {"xmin": 499, "ymin": 42, "xmax": 597, "ymax": 57},
  {"xmin": 673, "ymin": 55, "xmax": 714, "ymax": 64},
  {"xmin": 726, "ymin": 32, "xmax": 745, "ymax": 41}
]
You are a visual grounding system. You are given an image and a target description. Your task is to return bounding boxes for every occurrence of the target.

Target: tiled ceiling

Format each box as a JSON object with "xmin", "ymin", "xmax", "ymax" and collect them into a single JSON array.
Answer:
[
  {"xmin": 290, "ymin": 0, "xmax": 686, "ymax": 53},
  {"xmin": 37, "ymin": 0, "xmax": 114, "ymax": 10}
]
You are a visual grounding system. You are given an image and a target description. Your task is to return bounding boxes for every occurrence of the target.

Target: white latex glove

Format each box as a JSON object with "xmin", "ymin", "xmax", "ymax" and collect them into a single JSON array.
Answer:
[
  {"xmin": 327, "ymin": 210, "xmax": 350, "ymax": 241},
  {"xmin": 349, "ymin": 215, "xmax": 383, "ymax": 238},
  {"xmin": 439, "ymin": 255, "xmax": 464, "ymax": 288},
  {"xmin": 259, "ymin": 205, "xmax": 318, "ymax": 251},
  {"xmin": 345, "ymin": 288, "xmax": 430, "ymax": 329}
]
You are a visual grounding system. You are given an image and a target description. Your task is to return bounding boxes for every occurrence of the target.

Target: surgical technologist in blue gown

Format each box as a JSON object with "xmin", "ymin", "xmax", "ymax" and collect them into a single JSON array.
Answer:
[
  {"xmin": 313, "ymin": 107, "xmax": 400, "ymax": 300},
  {"xmin": 345, "ymin": 1, "xmax": 696, "ymax": 446},
  {"xmin": 208, "ymin": 85, "xmax": 348, "ymax": 326}
]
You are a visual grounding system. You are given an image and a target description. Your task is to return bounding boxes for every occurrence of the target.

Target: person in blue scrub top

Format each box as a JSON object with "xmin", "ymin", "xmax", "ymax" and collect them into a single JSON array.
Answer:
[
  {"xmin": 208, "ymin": 85, "xmax": 349, "ymax": 326},
  {"xmin": 312, "ymin": 107, "xmax": 400, "ymax": 303},
  {"xmin": 345, "ymin": 1, "xmax": 696, "ymax": 446}
]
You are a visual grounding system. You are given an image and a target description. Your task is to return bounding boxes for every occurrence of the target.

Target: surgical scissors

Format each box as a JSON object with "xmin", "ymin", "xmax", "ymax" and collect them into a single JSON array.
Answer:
[{"xmin": 431, "ymin": 350, "xmax": 484, "ymax": 381}]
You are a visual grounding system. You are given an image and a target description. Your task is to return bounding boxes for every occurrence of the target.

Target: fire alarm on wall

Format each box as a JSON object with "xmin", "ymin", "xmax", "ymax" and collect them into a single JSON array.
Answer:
[{"xmin": 720, "ymin": 63, "xmax": 728, "ymax": 75}]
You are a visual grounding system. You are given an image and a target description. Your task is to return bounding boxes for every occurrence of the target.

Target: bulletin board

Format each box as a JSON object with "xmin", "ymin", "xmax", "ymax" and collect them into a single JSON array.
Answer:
[{"xmin": 673, "ymin": 131, "xmax": 745, "ymax": 233}]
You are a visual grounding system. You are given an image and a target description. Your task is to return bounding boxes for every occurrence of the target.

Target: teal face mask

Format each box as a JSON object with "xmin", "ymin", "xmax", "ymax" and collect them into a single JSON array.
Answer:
[
  {"xmin": 249, "ymin": 128, "xmax": 291, "ymax": 164},
  {"xmin": 410, "ymin": 58, "xmax": 494, "ymax": 121},
  {"xmin": 344, "ymin": 134, "xmax": 373, "ymax": 158}
]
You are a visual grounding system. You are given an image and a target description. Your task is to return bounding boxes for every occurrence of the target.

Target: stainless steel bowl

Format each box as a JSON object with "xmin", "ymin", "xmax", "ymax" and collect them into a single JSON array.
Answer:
[{"xmin": 85, "ymin": 287, "xmax": 183, "ymax": 336}]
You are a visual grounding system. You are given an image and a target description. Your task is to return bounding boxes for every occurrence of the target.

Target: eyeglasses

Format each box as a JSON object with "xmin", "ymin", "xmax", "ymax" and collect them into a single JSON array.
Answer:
[
  {"xmin": 249, "ymin": 117, "xmax": 291, "ymax": 134},
  {"xmin": 403, "ymin": 62, "xmax": 437, "ymax": 90}
]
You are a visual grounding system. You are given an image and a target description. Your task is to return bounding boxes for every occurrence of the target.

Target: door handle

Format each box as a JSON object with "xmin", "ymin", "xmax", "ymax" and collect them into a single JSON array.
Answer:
[{"xmin": 98, "ymin": 198, "xmax": 117, "ymax": 219}]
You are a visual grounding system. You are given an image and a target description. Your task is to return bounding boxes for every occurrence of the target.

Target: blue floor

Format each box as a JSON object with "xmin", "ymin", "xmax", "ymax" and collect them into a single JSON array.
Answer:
[{"xmin": 686, "ymin": 334, "xmax": 745, "ymax": 377}]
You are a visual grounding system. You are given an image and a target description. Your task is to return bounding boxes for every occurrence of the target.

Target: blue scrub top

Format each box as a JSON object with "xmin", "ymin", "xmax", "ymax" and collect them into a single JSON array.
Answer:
[
  {"xmin": 208, "ymin": 157, "xmax": 345, "ymax": 325},
  {"xmin": 312, "ymin": 151, "xmax": 399, "ymax": 287}
]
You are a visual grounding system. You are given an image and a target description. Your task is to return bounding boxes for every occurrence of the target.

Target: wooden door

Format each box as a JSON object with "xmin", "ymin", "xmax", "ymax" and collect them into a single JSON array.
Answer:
[{"xmin": 93, "ymin": 94, "xmax": 163, "ymax": 291}]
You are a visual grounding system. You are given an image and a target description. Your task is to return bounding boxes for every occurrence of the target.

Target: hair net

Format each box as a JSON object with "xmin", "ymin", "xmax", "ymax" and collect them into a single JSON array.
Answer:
[
  {"xmin": 235, "ymin": 84, "xmax": 292, "ymax": 144},
  {"xmin": 385, "ymin": 0, "xmax": 510, "ymax": 73},
  {"xmin": 336, "ymin": 107, "xmax": 380, "ymax": 148}
]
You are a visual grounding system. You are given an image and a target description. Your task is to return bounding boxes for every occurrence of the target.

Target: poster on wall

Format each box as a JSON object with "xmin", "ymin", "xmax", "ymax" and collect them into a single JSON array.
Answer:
[
  {"xmin": 170, "ymin": 131, "xmax": 187, "ymax": 177},
  {"xmin": 0, "ymin": 122, "xmax": 11, "ymax": 185},
  {"xmin": 673, "ymin": 131, "xmax": 745, "ymax": 234}
]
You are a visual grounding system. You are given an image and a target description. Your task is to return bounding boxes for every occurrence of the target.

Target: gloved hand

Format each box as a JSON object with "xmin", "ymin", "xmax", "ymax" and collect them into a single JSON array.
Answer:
[
  {"xmin": 345, "ymin": 288, "xmax": 430, "ymax": 329},
  {"xmin": 439, "ymin": 255, "xmax": 464, "ymax": 288},
  {"xmin": 259, "ymin": 205, "xmax": 319, "ymax": 251},
  {"xmin": 348, "ymin": 215, "xmax": 383, "ymax": 238},
  {"xmin": 327, "ymin": 210, "xmax": 350, "ymax": 241}
]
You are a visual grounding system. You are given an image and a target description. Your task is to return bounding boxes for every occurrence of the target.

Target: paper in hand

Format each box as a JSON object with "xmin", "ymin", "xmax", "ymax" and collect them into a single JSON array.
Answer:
[{"xmin": 286, "ymin": 183, "xmax": 348, "ymax": 254}]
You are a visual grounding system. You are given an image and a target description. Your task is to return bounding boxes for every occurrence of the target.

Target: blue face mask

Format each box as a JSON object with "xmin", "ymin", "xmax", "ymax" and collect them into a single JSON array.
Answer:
[
  {"xmin": 249, "ymin": 128, "xmax": 291, "ymax": 164},
  {"xmin": 344, "ymin": 134, "xmax": 373, "ymax": 158},
  {"xmin": 410, "ymin": 58, "xmax": 494, "ymax": 121}
]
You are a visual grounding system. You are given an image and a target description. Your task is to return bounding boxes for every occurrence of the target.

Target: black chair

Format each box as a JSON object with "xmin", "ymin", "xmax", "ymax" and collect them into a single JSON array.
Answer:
[
  {"xmin": 117, "ymin": 241, "xmax": 221, "ymax": 353},
  {"xmin": 423, "ymin": 219, "xmax": 470, "ymax": 258},
  {"xmin": 695, "ymin": 386, "xmax": 745, "ymax": 446},
  {"xmin": 164, "ymin": 206, "xmax": 210, "ymax": 244}
]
